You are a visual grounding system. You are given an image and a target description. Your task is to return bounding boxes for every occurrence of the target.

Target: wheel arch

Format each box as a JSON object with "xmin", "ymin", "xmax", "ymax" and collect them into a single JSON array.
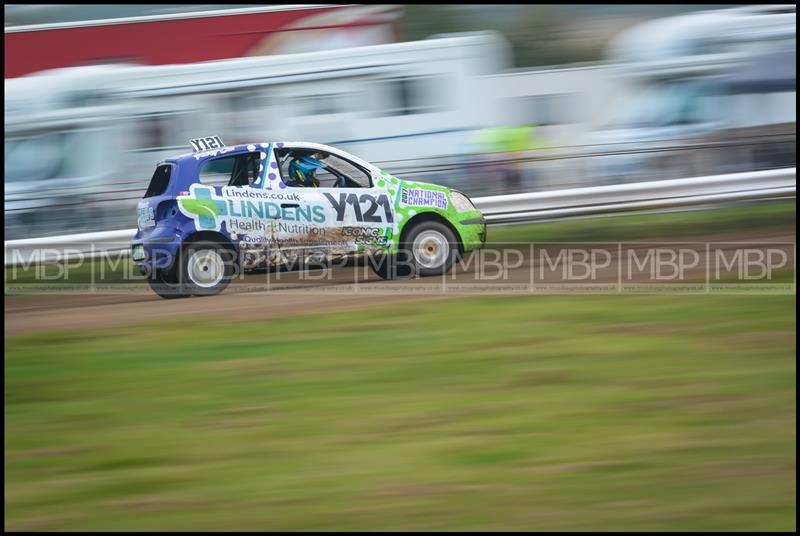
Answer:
[{"xmin": 182, "ymin": 230, "xmax": 237, "ymax": 251}]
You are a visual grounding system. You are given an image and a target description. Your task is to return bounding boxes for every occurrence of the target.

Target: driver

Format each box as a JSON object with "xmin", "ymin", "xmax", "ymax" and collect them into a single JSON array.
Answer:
[{"xmin": 288, "ymin": 153, "xmax": 327, "ymax": 188}]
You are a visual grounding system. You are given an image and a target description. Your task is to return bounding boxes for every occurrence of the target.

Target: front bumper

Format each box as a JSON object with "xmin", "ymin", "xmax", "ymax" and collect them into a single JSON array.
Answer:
[{"xmin": 457, "ymin": 213, "xmax": 487, "ymax": 252}]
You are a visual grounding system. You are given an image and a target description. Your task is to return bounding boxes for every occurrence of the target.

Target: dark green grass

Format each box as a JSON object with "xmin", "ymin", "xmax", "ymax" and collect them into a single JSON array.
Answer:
[
  {"xmin": 487, "ymin": 200, "xmax": 796, "ymax": 244},
  {"xmin": 5, "ymin": 294, "xmax": 796, "ymax": 531}
]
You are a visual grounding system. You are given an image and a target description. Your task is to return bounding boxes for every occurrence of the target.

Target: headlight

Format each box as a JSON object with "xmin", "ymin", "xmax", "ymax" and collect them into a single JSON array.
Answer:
[{"xmin": 449, "ymin": 190, "xmax": 475, "ymax": 212}]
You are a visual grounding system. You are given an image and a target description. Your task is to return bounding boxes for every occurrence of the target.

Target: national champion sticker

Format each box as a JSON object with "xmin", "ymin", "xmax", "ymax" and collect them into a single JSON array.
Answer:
[{"xmin": 400, "ymin": 188, "xmax": 448, "ymax": 210}]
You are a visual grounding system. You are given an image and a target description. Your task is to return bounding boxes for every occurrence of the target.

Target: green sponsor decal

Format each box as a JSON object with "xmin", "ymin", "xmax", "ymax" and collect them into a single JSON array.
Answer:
[
  {"xmin": 178, "ymin": 185, "xmax": 325, "ymax": 232},
  {"xmin": 178, "ymin": 185, "xmax": 226, "ymax": 231}
]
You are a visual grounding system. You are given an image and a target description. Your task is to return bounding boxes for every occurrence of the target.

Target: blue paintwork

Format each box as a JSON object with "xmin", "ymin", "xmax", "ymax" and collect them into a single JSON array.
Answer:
[{"xmin": 131, "ymin": 145, "xmax": 263, "ymax": 274}]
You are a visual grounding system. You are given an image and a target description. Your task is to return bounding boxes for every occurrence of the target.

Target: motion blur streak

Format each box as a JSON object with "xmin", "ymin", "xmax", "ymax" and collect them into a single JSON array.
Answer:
[
  {"xmin": 4, "ymin": 4, "xmax": 796, "ymax": 532},
  {"xmin": 4, "ymin": 4, "xmax": 795, "ymax": 239}
]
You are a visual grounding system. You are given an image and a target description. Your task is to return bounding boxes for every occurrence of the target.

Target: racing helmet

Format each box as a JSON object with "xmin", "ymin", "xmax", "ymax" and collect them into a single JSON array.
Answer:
[{"xmin": 288, "ymin": 154, "xmax": 326, "ymax": 187}]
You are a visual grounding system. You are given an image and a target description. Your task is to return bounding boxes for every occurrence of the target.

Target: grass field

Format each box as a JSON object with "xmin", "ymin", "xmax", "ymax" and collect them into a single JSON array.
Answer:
[
  {"xmin": 488, "ymin": 200, "xmax": 796, "ymax": 244},
  {"xmin": 5, "ymin": 294, "xmax": 796, "ymax": 531}
]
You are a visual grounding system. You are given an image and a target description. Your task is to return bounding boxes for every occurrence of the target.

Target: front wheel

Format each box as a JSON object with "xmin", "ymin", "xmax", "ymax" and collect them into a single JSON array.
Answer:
[
  {"xmin": 368, "ymin": 251, "xmax": 415, "ymax": 280},
  {"xmin": 407, "ymin": 222, "xmax": 460, "ymax": 277},
  {"xmin": 370, "ymin": 221, "xmax": 460, "ymax": 280}
]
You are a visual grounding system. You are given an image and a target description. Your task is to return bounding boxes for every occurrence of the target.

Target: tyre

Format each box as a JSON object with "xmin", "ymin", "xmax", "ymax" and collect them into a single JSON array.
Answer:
[
  {"xmin": 368, "ymin": 251, "xmax": 415, "ymax": 280},
  {"xmin": 180, "ymin": 240, "xmax": 237, "ymax": 297},
  {"xmin": 370, "ymin": 221, "xmax": 460, "ymax": 279},
  {"xmin": 406, "ymin": 221, "xmax": 460, "ymax": 277},
  {"xmin": 147, "ymin": 263, "xmax": 189, "ymax": 299}
]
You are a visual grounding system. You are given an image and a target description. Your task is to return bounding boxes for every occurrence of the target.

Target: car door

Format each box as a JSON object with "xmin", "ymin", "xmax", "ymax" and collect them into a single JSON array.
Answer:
[{"xmin": 274, "ymin": 148, "xmax": 395, "ymax": 259}]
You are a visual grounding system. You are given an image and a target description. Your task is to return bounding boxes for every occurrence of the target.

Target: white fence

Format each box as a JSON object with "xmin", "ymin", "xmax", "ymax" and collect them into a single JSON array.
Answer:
[
  {"xmin": 4, "ymin": 168, "xmax": 796, "ymax": 266},
  {"xmin": 475, "ymin": 167, "xmax": 796, "ymax": 224}
]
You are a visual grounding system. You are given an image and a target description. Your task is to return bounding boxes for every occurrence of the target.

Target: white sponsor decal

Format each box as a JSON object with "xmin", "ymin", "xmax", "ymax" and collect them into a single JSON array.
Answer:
[{"xmin": 400, "ymin": 188, "xmax": 448, "ymax": 210}]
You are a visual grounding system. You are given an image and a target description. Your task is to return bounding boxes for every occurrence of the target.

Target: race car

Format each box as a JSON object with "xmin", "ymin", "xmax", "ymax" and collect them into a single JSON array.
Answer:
[{"xmin": 131, "ymin": 137, "xmax": 487, "ymax": 298}]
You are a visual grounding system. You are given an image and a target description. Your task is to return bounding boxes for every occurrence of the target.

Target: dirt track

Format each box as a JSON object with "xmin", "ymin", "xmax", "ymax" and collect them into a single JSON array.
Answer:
[{"xmin": 5, "ymin": 231, "xmax": 795, "ymax": 336}]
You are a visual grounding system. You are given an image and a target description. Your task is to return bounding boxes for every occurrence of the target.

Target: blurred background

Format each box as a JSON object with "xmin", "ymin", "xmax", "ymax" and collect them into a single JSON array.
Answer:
[
  {"xmin": 4, "ymin": 6, "xmax": 797, "ymax": 532},
  {"xmin": 4, "ymin": 4, "xmax": 796, "ymax": 239}
]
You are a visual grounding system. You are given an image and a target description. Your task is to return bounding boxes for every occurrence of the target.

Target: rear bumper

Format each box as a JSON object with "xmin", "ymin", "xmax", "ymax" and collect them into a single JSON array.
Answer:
[{"xmin": 131, "ymin": 225, "xmax": 182, "ymax": 273}]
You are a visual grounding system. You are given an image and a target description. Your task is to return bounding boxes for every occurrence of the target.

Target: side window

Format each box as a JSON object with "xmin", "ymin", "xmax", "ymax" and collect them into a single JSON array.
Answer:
[
  {"xmin": 199, "ymin": 152, "xmax": 261, "ymax": 187},
  {"xmin": 144, "ymin": 164, "xmax": 172, "ymax": 198},
  {"xmin": 276, "ymin": 149, "xmax": 372, "ymax": 188}
]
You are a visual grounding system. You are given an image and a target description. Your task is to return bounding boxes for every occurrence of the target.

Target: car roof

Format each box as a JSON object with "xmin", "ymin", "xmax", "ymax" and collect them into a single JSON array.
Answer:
[
  {"xmin": 164, "ymin": 142, "xmax": 274, "ymax": 165},
  {"xmin": 161, "ymin": 141, "xmax": 376, "ymax": 172}
]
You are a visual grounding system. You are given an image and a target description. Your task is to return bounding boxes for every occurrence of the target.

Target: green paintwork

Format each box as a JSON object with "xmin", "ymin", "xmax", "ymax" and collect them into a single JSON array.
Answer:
[{"xmin": 376, "ymin": 169, "xmax": 485, "ymax": 254}]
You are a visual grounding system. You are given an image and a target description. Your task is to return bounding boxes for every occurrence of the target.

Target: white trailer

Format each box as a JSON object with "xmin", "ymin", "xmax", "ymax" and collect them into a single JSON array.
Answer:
[
  {"xmin": 588, "ymin": 5, "xmax": 796, "ymax": 141},
  {"xmin": 120, "ymin": 32, "xmax": 509, "ymax": 158},
  {"xmin": 581, "ymin": 5, "xmax": 796, "ymax": 183},
  {"xmin": 4, "ymin": 32, "xmax": 512, "ymax": 238}
]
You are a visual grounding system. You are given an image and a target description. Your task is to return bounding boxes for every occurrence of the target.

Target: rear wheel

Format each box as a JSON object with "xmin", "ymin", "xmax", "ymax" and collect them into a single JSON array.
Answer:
[
  {"xmin": 181, "ymin": 241, "xmax": 236, "ymax": 297},
  {"xmin": 147, "ymin": 264, "xmax": 188, "ymax": 299}
]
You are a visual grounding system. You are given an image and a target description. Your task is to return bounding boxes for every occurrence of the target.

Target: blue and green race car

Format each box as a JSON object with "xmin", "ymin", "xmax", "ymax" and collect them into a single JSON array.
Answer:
[{"xmin": 132, "ymin": 137, "xmax": 487, "ymax": 298}]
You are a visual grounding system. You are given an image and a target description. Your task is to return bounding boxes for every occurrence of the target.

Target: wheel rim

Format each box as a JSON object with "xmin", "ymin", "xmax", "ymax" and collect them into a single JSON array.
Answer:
[
  {"xmin": 412, "ymin": 230, "xmax": 450, "ymax": 269},
  {"xmin": 187, "ymin": 249, "xmax": 225, "ymax": 288}
]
